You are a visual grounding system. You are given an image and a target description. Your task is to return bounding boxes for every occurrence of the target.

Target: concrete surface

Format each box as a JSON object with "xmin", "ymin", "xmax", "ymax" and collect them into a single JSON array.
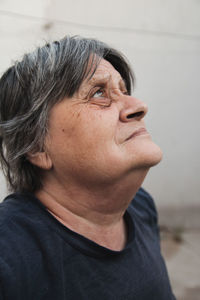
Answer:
[
  {"xmin": 161, "ymin": 227, "xmax": 200, "ymax": 300},
  {"xmin": 0, "ymin": 1, "xmax": 199, "ymax": 298},
  {"xmin": 0, "ymin": 0, "xmax": 200, "ymax": 210},
  {"xmin": 158, "ymin": 206, "xmax": 200, "ymax": 229}
]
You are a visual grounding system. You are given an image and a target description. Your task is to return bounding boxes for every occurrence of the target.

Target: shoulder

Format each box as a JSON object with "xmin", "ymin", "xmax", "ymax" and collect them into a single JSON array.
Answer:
[
  {"xmin": 129, "ymin": 187, "xmax": 159, "ymax": 227},
  {"xmin": 0, "ymin": 193, "xmax": 49, "ymax": 265},
  {"xmin": 0, "ymin": 193, "xmax": 28, "ymax": 237},
  {"xmin": 0, "ymin": 193, "xmax": 57, "ymax": 297},
  {"xmin": 0, "ymin": 192, "xmax": 57, "ymax": 249},
  {"xmin": 0, "ymin": 192, "xmax": 44, "ymax": 234},
  {"xmin": 0, "ymin": 194, "xmax": 34, "ymax": 295}
]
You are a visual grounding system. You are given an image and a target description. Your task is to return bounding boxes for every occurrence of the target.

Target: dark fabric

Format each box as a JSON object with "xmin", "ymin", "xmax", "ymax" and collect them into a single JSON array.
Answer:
[{"xmin": 0, "ymin": 188, "xmax": 176, "ymax": 300}]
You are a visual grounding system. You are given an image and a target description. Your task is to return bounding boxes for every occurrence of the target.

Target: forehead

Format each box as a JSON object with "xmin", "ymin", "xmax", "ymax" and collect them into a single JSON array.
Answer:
[{"xmin": 87, "ymin": 58, "xmax": 123, "ymax": 85}]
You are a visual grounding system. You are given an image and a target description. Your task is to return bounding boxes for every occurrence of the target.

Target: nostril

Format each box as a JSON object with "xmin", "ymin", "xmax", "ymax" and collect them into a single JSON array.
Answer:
[{"xmin": 127, "ymin": 111, "xmax": 144, "ymax": 119}]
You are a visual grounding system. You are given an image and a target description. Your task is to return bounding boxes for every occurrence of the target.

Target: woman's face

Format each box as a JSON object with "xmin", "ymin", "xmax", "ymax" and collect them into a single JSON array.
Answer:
[{"xmin": 38, "ymin": 59, "xmax": 162, "ymax": 186}]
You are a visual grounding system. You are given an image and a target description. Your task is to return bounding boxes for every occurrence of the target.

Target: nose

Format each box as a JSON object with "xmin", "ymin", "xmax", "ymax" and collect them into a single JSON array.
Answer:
[{"xmin": 119, "ymin": 95, "xmax": 148, "ymax": 122}]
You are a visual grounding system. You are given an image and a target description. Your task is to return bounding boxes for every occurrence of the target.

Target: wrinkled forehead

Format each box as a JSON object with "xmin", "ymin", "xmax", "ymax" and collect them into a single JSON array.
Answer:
[
  {"xmin": 84, "ymin": 55, "xmax": 125, "ymax": 87},
  {"xmin": 90, "ymin": 60, "xmax": 125, "ymax": 88},
  {"xmin": 83, "ymin": 54, "xmax": 103, "ymax": 81}
]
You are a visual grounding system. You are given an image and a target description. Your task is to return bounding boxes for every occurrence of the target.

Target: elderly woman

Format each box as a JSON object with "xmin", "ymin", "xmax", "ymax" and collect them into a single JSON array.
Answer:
[{"xmin": 0, "ymin": 36, "xmax": 175, "ymax": 299}]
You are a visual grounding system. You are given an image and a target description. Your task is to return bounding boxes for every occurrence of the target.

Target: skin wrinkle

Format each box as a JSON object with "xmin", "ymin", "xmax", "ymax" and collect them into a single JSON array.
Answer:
[
  {"xmin": 33, "ymin": 59, "xmax": 162, "ymax": 250},
  {"xmin": 0, "ymin": 36, "xmax": 135, "ymax": 192},
  {"xmin": 75, "ymin": 66, "xmax": 127, "ymax": 102},
  {"xmin": 67, "ymin": 66, "xmax": 140, "ymax": 149}
]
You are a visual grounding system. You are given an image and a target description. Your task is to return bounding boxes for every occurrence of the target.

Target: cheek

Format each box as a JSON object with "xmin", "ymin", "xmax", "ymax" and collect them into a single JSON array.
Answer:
[
  {"xmin": 48, "ymin": 104, "xmax": 119, "ymax": 162},
  {"xmin": 49, "ymin": 107, "xmax": 87, "ymax": 144},
  {"xmin": 69, "ymin": 109, "xmax": 117, "ymax": 145}
]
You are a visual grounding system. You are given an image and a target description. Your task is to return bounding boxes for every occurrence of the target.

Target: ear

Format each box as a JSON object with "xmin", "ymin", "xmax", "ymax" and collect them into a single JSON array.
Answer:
[{"xmin": 27, "ymin": 151, "xmax": 52, "ymax": 170}]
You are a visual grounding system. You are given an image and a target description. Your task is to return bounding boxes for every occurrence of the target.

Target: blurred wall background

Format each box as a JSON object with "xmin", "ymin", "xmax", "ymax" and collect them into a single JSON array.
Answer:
[{"xmin": 0, "ymin": 0, "xmax": 199, "ymax": 227}]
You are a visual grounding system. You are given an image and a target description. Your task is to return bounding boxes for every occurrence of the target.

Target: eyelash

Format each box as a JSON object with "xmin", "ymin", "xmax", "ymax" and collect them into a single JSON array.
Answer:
[
  {"xmin": 89, "ymin": 86, "xmax": 129, "ymax": 108},
  {"xmin": 91, "ymin": 87, "xmax": 128, "ymax": 98},
  {"xmin": 90, "ymin": 88, "xmax": 111, "ymax": 108},
  {"xmin": 92, "ymin": 88, "xmax": 105, "ymax": 98}
]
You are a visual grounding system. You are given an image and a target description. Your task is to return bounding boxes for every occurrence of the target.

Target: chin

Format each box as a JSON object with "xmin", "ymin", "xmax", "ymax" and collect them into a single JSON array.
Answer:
[
  {"xmin": 124, "ymin": 138, "xmax": 163, "ymax": 170},
  {"xmin": 138, "ymin": 144, "xmax": 163, "ymax": 168}
]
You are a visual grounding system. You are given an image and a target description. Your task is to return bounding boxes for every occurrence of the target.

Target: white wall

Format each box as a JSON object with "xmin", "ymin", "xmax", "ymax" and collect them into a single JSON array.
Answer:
[{"xmin": 0, "ymin": 0, "xmax": 199, "ymax": 215}]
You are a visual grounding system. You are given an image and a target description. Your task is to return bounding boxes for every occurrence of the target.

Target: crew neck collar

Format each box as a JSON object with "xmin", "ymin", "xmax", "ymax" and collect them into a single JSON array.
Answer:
[{"xmin": 11, "ymin": 192, "xmax": 136, "ymax": 258}]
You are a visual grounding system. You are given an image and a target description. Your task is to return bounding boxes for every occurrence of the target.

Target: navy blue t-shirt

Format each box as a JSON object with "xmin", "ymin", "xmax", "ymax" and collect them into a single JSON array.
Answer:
[{"xmin": 0, "ymin": 188, "xmax": 176, "ymax": 299}]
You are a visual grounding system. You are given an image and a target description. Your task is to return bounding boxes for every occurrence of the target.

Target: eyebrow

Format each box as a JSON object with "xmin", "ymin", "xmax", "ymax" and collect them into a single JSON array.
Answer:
[
  {"xmin": 76, "ymin": 72, "xmax": 127, "ymax": 99},
  {"xmin": 87, "ymin": 73, "xmax": 126, "ymax": 89},
  {"xmin": 87, "ymin": 73, "xmax": 110, "ymax": 86}
]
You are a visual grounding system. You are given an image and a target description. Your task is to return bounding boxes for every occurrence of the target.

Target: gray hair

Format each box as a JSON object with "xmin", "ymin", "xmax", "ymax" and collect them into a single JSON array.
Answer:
[{"xmin": 0, "ymin": 35, "xmax": 134, "ymax": 192}]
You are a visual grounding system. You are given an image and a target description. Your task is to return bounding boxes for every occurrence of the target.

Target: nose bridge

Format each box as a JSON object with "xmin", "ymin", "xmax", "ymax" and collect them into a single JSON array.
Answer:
[{"xmin": 124, "ymin": 94, "xmax": 147, "ymax": 109}]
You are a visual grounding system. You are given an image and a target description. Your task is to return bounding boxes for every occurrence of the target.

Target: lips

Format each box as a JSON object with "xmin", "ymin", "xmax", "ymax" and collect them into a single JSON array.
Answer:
[{"xmin": 126, "ymin": 128, "xmax": 149, "ymax": 141}]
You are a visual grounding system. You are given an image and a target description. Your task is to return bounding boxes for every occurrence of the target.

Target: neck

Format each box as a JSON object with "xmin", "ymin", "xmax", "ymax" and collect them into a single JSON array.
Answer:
[{"xmin": 36, "ymin": 168, "xmax": 149, "ymax": 251}]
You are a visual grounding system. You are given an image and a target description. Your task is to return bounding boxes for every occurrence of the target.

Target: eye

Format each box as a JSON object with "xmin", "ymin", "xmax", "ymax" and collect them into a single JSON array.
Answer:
[
  {"xmin": 92, "ymin": 88, "xmax": 104, "ymax": 98},
  {"xmin": 89, "ymin": 87, "xmax": 111, "ymax": 107}
]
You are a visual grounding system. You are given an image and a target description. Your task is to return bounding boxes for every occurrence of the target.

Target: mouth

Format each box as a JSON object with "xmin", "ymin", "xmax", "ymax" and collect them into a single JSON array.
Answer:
[{"xmin": 126, "ymin": 128, "xmax": 149, "ymax": 141}]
